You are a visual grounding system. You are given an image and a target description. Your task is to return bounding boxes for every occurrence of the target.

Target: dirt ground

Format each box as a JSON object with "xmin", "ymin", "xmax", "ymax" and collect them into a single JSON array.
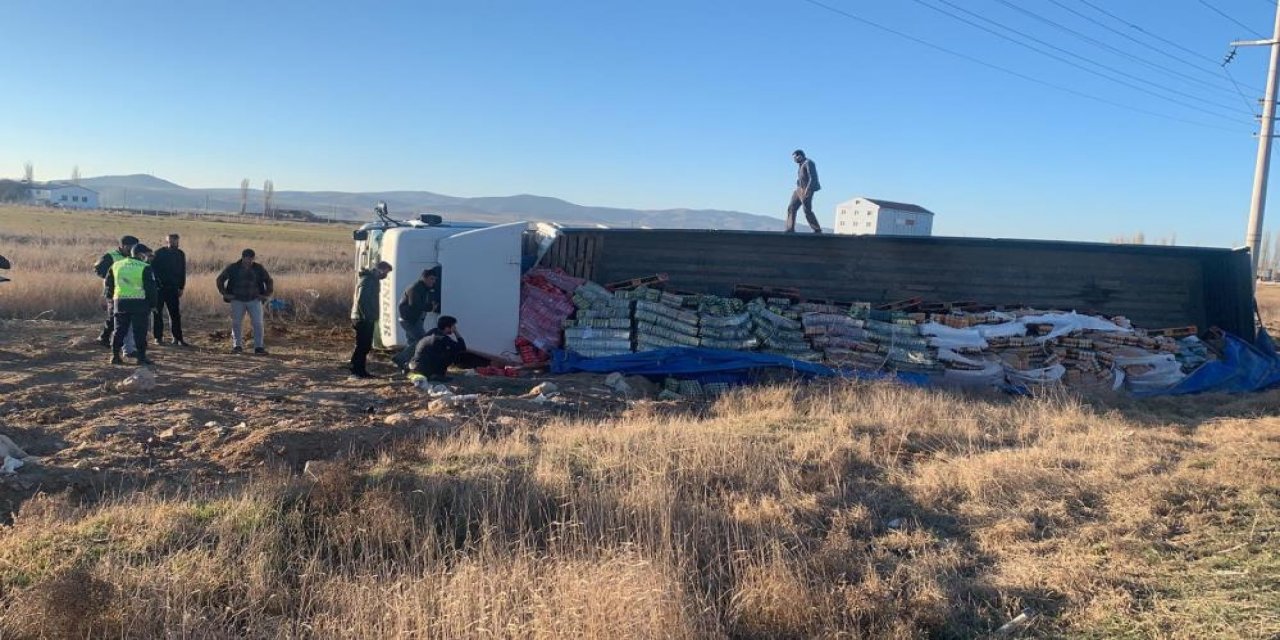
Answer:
[{"xmin": 0, "ymin": 318, "xmax": 636, "ymax": 519}]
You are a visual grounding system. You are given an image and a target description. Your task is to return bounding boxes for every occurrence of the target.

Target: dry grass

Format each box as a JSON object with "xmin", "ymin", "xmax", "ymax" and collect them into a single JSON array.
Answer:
[
  {"xmin": 1257, "ymin": 284, "xmax": 1280, "ymax": 331},
  {"xmin": 0, "ymin": 205, "xmax": 354, "ymax": 320},
  {"xmin": 0, "ymin": 383, "xmax": 1275, "ymax": 638}
]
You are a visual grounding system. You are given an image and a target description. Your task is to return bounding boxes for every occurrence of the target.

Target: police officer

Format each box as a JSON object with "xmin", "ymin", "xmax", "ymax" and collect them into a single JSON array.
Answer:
[
  {"xmin": 104, "ymin": 243, "xmax": 158, "ymax": 366},
  {"xmin": 94, "ymin": 235, "xmax": 139, "ymax": 347}
]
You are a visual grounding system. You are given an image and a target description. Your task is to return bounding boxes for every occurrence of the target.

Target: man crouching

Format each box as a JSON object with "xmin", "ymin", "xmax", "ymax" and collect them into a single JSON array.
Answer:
[{"xmin": 409, "ymin": 316, "xmax": 466, "ymax": 383}]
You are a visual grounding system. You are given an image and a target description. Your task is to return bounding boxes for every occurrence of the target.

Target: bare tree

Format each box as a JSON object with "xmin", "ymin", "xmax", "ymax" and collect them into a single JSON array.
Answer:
[
  {"xmin": 22, "ymin": 162, "xmax": 33, "ymax": 183},
  {"xmin": 263, "ymin": 179, "xmax": 275, "ymax": 219},
  {"xmin": 1260, "ymin": 232, "xmax": 1273, "ymax": 276},
  {"xmin": 1272, "ymin": 229, "xmax": 1280, "ymax": 275},
  {"xmin": 71, "ymin": 165, "xmax": 81, "ymax": 184},
  {"xmin": 240, "ymin": 178, "xmax": 249, "ymax": 215}
]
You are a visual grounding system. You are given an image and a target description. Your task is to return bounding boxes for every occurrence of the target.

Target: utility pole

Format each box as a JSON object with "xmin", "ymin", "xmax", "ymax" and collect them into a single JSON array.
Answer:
[{"xmin": 1237, "ymin": 0, "xmax": 1280, "ymax": 280}]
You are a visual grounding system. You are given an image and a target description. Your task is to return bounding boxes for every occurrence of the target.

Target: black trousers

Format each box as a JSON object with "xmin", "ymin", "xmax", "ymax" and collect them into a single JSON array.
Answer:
[
  {"xmin": 98, "ymin": 301, "xmax": 115, "ymax": 342},
  {"xmin": 153, "ymin": 288, "xmax": 183, "ymax": 342},
  {"xmin": 350, "ymin": 320, "xmax": 375, "ymax": 374},
  {"xmin": 785, "ymin": 189, "xmax": 822, "ymax": 233},
  {"xmin": 112, "ymin": 309, "xmax": 149, "ymax": 359}
]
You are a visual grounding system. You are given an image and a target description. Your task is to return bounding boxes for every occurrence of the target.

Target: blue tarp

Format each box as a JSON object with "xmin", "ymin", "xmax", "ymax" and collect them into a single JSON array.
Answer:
[
  {"xmin": 1145, "ymin": 328, "xmax": 1280, "ymax": 396},
  {"xmin": 551, "ymin": 346, "xmax": 929, "ymax": 386},
  {"xmin": 554, "ymin": 329, "xmax": 1280, "ymax": 397}
]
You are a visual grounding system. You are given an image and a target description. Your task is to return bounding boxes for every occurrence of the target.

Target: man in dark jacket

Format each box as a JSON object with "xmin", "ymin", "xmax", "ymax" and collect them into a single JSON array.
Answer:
[
  {"xmin": 391, "ymin": 267, "xmax": 441, "ymax": 370},
  {"xmin": 104, "ymin": 243, "xmax": 158, "ymax": 366},
  {"xmin": 410, "ymin": 315, "xmax": 466, "ymax": 382},
  {"xmin": 95, "ymin": 235, "xmax": 139, "ymax": 346},
  {"xmin": 349, "ymin": 261, "xmax": 393, "ymax": 378},
  {"xmin": 785, "ymin": 149, "xmax": 823, "ymax": 234},
  {"xmin": 151, "ymin": 233, "xmax": 188, "ymax": 346},
  {"xmin": 215, "ymin": 248, "xmax": 274, "ymax": 354}
]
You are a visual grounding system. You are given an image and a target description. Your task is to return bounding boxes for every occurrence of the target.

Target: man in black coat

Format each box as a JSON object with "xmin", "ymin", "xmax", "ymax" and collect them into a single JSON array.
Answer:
[
  {"xmin": 784, "ymin": 149, "xmax": 823, "ymax": 234},
  {"xmin": 151, "ymin": 233, "xmax": 188, "ymax": 346},
  {"xmin": 410, "ymin": 315, "xmax": 466, "ymax": 382},
  {"xmin": 349, "ymin": 261, "xmax": 392, "ymax": 378},
  {"xmin": 391, "ymin": 267, "xmax": 441, "ymax": 370}
]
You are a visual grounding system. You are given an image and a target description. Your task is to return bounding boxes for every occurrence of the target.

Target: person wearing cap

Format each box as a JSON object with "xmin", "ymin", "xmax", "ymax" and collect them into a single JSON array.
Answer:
[
  {"xmin": 349, "ymin": 261, "xmax": 393, "ymax": 378},
  {"xmin": 104, "ymin": 243, "xmax": 158, "ymax": 366},
  {"xmin": 785, "ymin": 149, "xmax": 823, "ymax": 234},
  {"xmin": 391, "ymin": 267, "xmax": 441, "ymax": 371},
  {"xmin": 215, "ymin": 248, "xmax": 274, "ymax": 354},
  {"xmin": 94, "ymin": 234, "xmax": 139, "ymax": 348}
]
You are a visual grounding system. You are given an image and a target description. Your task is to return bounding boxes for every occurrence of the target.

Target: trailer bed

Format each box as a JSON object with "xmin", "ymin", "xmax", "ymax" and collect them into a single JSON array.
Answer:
[{"xmin": 539, "ymin": 230, "xmax": 1255, "ymax": 338}]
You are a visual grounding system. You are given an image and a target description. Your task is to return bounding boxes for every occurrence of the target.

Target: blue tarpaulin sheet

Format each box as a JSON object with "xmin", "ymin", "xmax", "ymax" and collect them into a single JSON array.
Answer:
[
  {"xmin": 551, "ymin": 347, "xmax": 929, "ymax": 386},
  {"xmin": 553, "ymin": 329, "xmax": 1280, "ymax": 397},
  {"xmin": 1145, "ymin": 328, "xmax": 1280, "ymax": 396}
]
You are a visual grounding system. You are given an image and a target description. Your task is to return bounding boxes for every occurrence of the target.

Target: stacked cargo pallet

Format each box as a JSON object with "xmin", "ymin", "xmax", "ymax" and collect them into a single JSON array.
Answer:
[
  {"xmin": 697, "ymin": 296, "xmax": 756, "ymax": 351},
  {"xmin": 800, "ymin": 304, "xmax": 874, "ymax": 369},
  {"xmin": 547, "ymin": 274, "xmax": 1216, "ymax": 393},
  {"xmin": 517, "ymin": 268, "xmax": 585, "ymax": 363},
  {"xmin": 564, "ymin": 281, "xmax": 634, "ymax": 357},
  {"xmin": 634, "ymin": 297, "xmax": 702, "ymax": 351},
  {"xmin": 748, "ymin": 299, "xmax": 821, "ymax": 362}
]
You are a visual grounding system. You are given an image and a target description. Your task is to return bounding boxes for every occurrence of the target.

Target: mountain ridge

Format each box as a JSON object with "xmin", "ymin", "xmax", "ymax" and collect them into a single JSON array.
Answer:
[{"xmin": 75, "ymin": 174, "xmax": 783, "ymax": 231}]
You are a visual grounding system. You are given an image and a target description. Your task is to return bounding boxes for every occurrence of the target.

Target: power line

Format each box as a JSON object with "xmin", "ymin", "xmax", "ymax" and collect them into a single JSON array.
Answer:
[
  {"xmin": 794, "ymin": 0, "xmax": 1245, "ymax": 133},
  {"xmin": 913, "ymin": 0, "xmax": 1251, "ymax": 121},
  {"xmin": 1056, "ymin": 0, "xmax": 1261, "ymax": 93},
  {"xmin": 1075, "ymin": 0, "xmax": 1223, "ymax": 64},
  {"xmin": 1075, "ymin": 0, "xmax": 1225, "ymax": 67},
  {"xmin": 1197, "ymin": 0, "xmax": 1268, "ymax": 38},
  {"xmin": 996, "ymin": 0, "xmax": 1248, "ymax": 96},
  {"xmin": 1224, "ymin": 62, "xmax": 1262, "ymax": 117}
]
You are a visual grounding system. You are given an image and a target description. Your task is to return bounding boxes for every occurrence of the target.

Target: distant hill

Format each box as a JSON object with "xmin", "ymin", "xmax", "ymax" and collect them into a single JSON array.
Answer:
[
  {"xmin": 80, "ymin": 174, "xmax": 186, "ymax": 191},
  {"xmin": 75, "ymin": 174, "xmax": 784, "ymax": 231}
]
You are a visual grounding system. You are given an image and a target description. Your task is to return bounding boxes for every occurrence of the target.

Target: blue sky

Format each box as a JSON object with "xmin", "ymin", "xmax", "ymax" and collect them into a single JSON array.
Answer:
[{"xmin": 3, "ymin": 0, "xmax": 1278, "ymax": 246}]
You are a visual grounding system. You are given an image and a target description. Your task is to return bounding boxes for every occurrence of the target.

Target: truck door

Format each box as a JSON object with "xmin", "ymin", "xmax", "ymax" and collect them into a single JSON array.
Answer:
[{"xmin": 436, "ymin": 222, "xmax": 526, "ymax": 362}]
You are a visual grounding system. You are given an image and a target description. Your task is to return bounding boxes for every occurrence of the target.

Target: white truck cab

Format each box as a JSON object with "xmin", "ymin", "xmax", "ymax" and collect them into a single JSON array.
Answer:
[{"xmin": 354, "ymin": 211, "xmax": 558, "ymax": 362}]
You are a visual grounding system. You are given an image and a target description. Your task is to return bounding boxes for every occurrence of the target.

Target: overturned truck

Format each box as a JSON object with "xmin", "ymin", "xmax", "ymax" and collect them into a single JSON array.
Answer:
[
  {"xmin": 541, "ymin": 229, "xmax": 1254, "ymax": 340},
  {"xmin": 355, "ymin": 217, "xmax": 1255, "ymax": 363}
]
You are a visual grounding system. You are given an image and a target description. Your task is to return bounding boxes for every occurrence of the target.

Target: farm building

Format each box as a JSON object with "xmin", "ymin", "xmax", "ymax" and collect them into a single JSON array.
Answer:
[
  {"xmin": 834, "ymin": 197, "xmax": 934, "ymax": 236},
  {"xmin": 28, "ymin": 182, "xmax": 99, "ymax": 209}
]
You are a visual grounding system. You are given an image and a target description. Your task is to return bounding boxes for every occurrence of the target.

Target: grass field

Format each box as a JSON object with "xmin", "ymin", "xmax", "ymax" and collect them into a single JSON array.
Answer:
[
  {"xmin": 0, "ymin": 384, "xmax": 1275, "ymax": 638},
  {"xmin": 0, "ymin": 205, "xmax": 354, "ymax": 321},
  {"xmin": 0, "ymin": 205, "xmax": 1277, "ymax": 638}
]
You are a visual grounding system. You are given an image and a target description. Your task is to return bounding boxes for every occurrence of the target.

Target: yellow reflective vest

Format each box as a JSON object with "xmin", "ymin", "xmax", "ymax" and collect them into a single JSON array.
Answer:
[{"xmin": 110, "ymin": 258, "xmax": 148, "ymax": 300}]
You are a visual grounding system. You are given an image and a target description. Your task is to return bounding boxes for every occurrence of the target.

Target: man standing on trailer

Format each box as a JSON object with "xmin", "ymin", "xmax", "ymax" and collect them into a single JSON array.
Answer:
[{"xmin": 785, "ymin": 149, "xmax": 823, "ymax": 234}]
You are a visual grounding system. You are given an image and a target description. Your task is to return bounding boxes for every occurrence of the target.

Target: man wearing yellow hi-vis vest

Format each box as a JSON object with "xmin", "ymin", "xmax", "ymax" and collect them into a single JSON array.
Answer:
[
  {"xmin": 104, "ymin": 244, "xmax": 159, "ymax": 366},
  {"xmin": 94, "ymin": 235, "xmax": 139, "ymax": 348}
]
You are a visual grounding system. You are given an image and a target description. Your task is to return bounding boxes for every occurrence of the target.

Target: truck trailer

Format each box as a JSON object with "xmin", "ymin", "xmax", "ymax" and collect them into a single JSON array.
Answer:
[{"xmin": 354, "ymin": 215, "xmax": 1255, "ymax": 363}]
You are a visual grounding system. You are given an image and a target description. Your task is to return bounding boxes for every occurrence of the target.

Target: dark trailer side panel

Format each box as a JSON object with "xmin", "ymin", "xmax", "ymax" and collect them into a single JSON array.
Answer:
[{"xmin": 540, "ymin": 230, "xmax": 1255, "ymax": 339}]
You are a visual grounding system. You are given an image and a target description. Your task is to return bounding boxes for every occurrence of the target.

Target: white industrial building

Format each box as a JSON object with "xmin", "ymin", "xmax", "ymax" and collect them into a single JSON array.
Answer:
[
  {"xmin": 29, "ymin": 182, "xmax": 99, "ymax": 209},
  {"xmin": 834, "ymin": 197, "xmax": 934, "ymax": 236}
]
